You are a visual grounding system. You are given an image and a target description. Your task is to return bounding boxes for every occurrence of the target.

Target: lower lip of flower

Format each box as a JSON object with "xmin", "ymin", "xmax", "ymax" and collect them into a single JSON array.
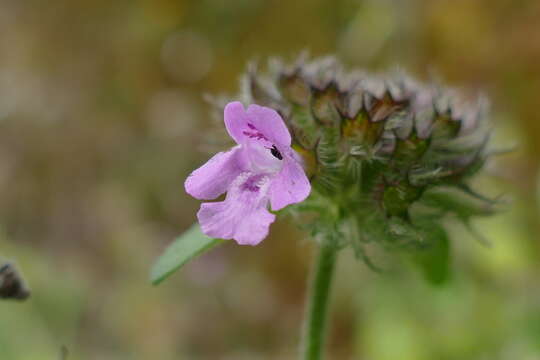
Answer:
[{"xmin": 241, "ymin": 174, "xmax": 266, "ymax": 192}]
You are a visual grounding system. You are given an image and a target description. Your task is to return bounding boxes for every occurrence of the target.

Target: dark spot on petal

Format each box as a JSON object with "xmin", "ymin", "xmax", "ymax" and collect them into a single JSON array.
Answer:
[{"xmin": 270, "ymin": 145, "xmax": 283, "ymax": 160}]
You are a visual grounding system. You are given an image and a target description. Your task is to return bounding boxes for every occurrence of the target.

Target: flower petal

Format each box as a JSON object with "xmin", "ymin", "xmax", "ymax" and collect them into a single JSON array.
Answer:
[
  {"xmin": 269, "ymin": 153, "xmax": 311, "ymax": 211},
  {"xmin": 184, "ymin": 146, "xmax": 245, "ymax": 200},
  {"xmin": 224, "ymin": 101, "xmax": 291, "ymax": 146},
  {"xmin": 224, "ymin": 102, "xmax": 251, "ymax": 144},
  {"xmin": 197, "ymin": 172, "xmax": 276, "ymax": 245},
  {"xmin": 246, "ymin": 104, "xmax": 291, "ymax": 146},
  {"xmin": 198, "ymin": 202, "xmax": 275, "ymax": 246}
]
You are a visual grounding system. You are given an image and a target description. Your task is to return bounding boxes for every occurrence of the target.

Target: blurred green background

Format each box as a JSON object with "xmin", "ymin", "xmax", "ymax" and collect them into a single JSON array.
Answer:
[{"xmin": 0, "ymin": 0, "xmax": 539, "ymax": 359}]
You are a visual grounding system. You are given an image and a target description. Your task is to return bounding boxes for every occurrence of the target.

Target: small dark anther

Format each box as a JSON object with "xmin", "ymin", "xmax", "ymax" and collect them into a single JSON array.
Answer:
[{"xmin": 270, "ymin": 145, "xmax": 283, "ymax": 160}]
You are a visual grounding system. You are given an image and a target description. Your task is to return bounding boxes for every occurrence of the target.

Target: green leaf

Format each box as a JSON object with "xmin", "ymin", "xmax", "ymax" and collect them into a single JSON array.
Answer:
[
  {"xmin": 409, "ymin": 222, "xmax": 450, "ymax": 285},
  {"xmin": 150, "ymin": 224, "xmax": 224, "ymax": 285}
]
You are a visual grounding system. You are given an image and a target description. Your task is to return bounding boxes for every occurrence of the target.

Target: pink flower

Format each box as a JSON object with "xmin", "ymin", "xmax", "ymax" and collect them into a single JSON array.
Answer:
[{"xmin": 185, "ymin": 102, "xmax": 311, "ymax": 245}]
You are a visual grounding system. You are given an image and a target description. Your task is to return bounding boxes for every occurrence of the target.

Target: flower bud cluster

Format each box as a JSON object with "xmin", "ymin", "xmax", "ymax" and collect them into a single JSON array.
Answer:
[{"xmin": 217, "ymin": 56, "xmax": 497, "ymax": 264}]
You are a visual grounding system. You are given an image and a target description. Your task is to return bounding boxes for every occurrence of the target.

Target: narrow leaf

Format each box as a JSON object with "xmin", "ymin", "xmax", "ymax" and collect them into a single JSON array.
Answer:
[
  {"xmin": 150, "ymin": 224, "xmax": 224, "ymax": 285},
  {"xmin": 410, "ymin": 222, "xmax": 450, "ymax": 285}
]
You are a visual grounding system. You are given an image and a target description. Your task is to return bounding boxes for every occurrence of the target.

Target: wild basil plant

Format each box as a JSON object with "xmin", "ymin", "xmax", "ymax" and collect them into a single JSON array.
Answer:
[{"xmin": 151, "ymin": 56, "xmax": 498, "ymax": 360}]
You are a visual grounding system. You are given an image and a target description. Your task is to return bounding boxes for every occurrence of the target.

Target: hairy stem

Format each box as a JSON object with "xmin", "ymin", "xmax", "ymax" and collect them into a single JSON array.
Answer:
[{"xmin": 300, "ymin": 244, "xmax": 338, "ymax": 360}]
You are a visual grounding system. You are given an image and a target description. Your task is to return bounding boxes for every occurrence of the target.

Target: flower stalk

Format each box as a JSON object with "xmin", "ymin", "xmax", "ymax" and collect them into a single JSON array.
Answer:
[{"xmin": 301, "ymin": 243, "xmax": 338, "ymax": 360}]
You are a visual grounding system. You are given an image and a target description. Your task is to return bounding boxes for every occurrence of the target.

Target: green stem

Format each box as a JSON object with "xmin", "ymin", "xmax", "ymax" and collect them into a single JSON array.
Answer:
[{"xmin": 301, "ymin": 244, "xmax": 338, "ymax": 360}]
